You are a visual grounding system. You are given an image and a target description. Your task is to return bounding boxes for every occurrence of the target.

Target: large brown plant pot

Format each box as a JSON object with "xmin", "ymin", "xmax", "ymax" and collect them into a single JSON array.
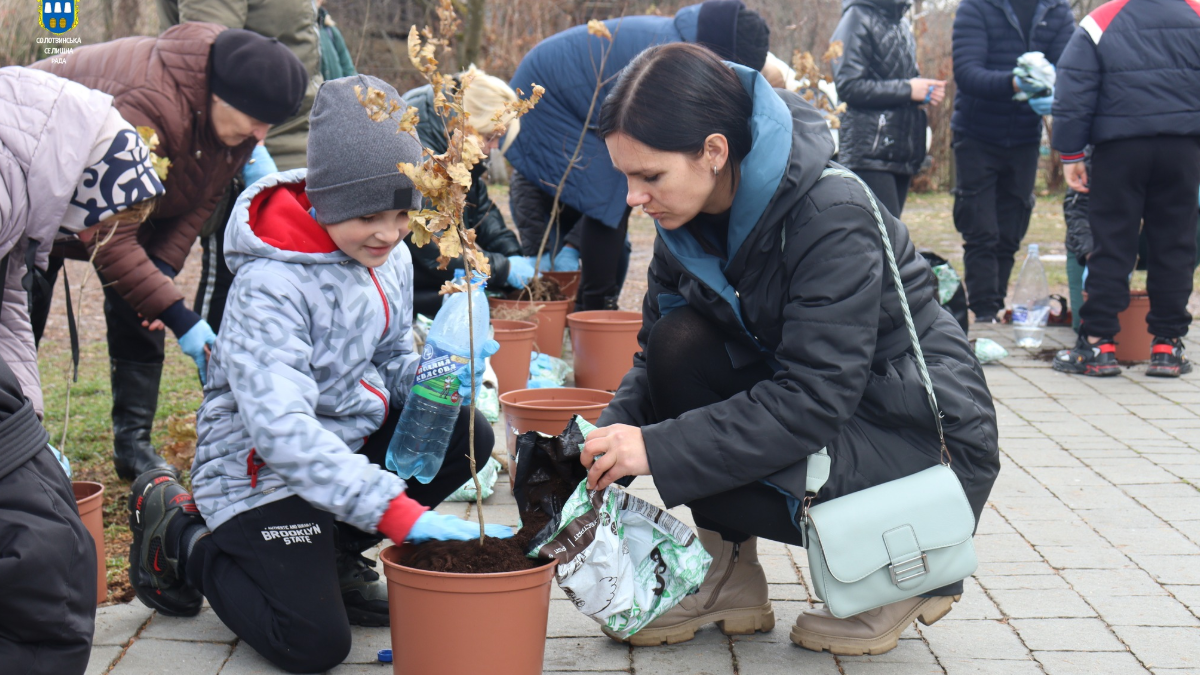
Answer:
[
  {"xmin": 543, "ymin": 271, "xmax": 581, "ymax": 304},
  {"xmin": 73, "ymin": 481, "xmax": 106, "ymax": 604},
  {"xmin": 567, "ymin": 310, "xmax": 642, "ymax": 391},
  {"xmin": 380, "ymin": 544, "xmax": 556, "ymax": 675},
  {"xmin": 499, "ymin": 387, "xmax": 613, "ymax": 476},
  {"xmin": 1114, "ymin": 291, "xmax": 1153, "ymax": 362},
  {"xmin": 492, "ymin": 320, "xmax": 537, "ymax": 395},
  {"xmin": 489, "ymin": 297, "xmax": 571, "ymax": 358}
]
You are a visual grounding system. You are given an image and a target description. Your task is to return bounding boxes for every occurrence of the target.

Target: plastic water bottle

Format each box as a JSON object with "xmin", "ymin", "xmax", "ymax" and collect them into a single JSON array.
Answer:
[
  {"xmin": 387, "ymin": 271, "xmax": 490, "ymax": 483},
  {"xmin": 1012, "ymin": 244, "xmax": 1051, "ymax": 349}
]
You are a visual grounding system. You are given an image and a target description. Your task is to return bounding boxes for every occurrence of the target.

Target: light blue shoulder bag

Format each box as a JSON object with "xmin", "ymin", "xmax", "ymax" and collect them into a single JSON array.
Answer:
[{"xmin": 801, "ymin": 168, "xmax": 978, "ymax": 619}]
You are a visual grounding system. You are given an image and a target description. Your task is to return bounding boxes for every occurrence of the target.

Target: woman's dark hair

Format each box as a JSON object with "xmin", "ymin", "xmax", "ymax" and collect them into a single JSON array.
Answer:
[{"xmin": 597, "ymin": 43, "xmax": 754, "ymax": 164}]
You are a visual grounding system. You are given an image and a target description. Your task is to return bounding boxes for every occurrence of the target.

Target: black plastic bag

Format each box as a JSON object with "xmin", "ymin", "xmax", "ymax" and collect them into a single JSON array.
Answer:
[{"xmin": 511, "ymin": 418, "xmax": 588, "ymax": 552}]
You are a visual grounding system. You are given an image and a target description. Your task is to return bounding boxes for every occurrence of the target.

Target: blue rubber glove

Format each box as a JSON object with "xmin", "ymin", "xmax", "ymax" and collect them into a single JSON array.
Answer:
[
  {"xmin": 47, "ymin": 443, "xmax": 71, "ymax": 478},
  {"xmin": 457, "ymin": 339, "xmax": 500, "ymax": 405},
  {"xmin": 1028, "ymin": 93, "xmax": 1053, "ymax": 116},
  {"xmin": 506, "ymin": 255, "xmax": 538, "ymax": 288},
  {"xmin": 539, "ymin": 245, "xmax": 581, "ymax": 272},
  {"xmin": 405, "ymin": 511, "xmax": 515, "ymax": 543},
  {"xmin": 178, "ymin": 320, "xmax": 217, "ymax": 385},
  {"xmin": 241, "ymin": 144, "xmax": 278, "ymax": 187}
]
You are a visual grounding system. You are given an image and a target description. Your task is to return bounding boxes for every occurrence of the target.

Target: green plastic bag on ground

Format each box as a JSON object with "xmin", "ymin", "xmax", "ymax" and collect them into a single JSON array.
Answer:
[
  {"xmin": 528, "ymin": 417, "xmax": 712, "ymax": 639},
  {"xmin": 445, "ymin": 456, "xmax": 502, "ymax": 502},
  {"xmin": 930, "ymin": 263, "xmax": 962, "ymax": 305}
]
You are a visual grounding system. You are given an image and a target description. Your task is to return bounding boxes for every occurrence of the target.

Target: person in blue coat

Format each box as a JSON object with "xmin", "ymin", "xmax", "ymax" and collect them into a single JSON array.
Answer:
[
  {"xmin": 506, "ymin": 0, "xmax": 770, "ymax": 310},
  {"xmin": 950, "ymin": 0, "xmax": 1074, "ymax": 324},
  {"xmin": 1050, "ymin": 0, "xmax": 1200, "ymax": 378}
]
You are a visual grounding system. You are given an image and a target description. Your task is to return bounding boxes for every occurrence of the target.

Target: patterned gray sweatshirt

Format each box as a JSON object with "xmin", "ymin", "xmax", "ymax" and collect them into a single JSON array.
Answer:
[{"xmin": 193, "ymin": 170, "xmax": 419, "ymax": 532}]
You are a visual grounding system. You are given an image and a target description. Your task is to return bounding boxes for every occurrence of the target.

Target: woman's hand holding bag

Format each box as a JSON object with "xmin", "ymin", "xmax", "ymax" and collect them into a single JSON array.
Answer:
[{"xmin": 581, "ymin": 424, "xmax": 651, "ymax": 490}]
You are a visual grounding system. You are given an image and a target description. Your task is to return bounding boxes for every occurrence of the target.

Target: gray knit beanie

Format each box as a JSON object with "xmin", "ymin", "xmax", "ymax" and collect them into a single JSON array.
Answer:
[{"xmin": 306, "ymin": 75, "xmax": 424, "ymax": 225}]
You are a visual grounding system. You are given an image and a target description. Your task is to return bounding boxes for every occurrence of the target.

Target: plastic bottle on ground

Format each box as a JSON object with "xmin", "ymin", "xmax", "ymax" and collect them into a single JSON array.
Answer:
[
  {"xmin": 1011, "ymin": 244, "xmax": 1051, "ymax": 349},
  {"xmin": 387, "ymin": 271, "xmax": 490, "ymax": 483}
]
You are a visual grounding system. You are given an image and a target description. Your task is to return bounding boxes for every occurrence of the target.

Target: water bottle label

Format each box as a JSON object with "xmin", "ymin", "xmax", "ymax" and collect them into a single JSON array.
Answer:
[
  {"xmin": 1012, "ymin": 307, "xmax": 1029, "ymax": 324},
  {"xmin": 411, "ymin": 343, "xmax": 468, "ymax": 405}
]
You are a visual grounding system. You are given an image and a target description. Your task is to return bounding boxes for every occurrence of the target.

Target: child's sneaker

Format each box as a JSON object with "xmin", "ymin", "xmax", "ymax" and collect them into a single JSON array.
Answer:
[
  {"xmin": 1147, "ymin": 337, "xmax": 1193, "ymax": 378},
  {"xmin": 337, "ymin": 551, "xmax": 390, "ymax": 627},
  {"xmin": 128, "ymin": 469, "xmax": 205, "ymax": 616},
  {"xmin": 1053, "ymin": 336, "xmax": 1121, "ymax": 377}
]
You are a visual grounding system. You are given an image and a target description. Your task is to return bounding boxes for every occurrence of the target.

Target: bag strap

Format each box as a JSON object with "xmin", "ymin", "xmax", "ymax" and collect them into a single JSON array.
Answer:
[{"xmin": 804, "ymin": 168, "xmax": 949, "ymax": 499}]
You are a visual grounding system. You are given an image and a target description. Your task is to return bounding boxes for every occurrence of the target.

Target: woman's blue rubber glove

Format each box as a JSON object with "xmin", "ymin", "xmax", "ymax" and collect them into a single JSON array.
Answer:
[
  {"xmin": 506, "ymin": 255, "xmax": 538, "ymax": 288},
  {"xmin": 241, "ymin": 144, "xmax": 278, "ymax": 187},
  {"xmin": 539, "ymin": 245, "xmax": 581, "ymax": 272},
  {"xmin": 1028, "ymin": 93, "xmax": 1054, "ymax": 116},
  {"xmin": 405, "ymin": 511, "xmax": 514, "ymax": 543},
  {"xmin": 178, "ymin": 320, "xmax": 217, "ymax": 385},
  {"xmin": 457, "ymin": 339, "xmax": 500, "ymax": 405}
]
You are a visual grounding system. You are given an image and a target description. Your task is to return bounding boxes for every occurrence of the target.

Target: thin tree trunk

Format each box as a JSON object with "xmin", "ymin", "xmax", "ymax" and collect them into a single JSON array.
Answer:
[{"xmin": 461, "ymin": 0, "xmax": 486, "ymax": 67}]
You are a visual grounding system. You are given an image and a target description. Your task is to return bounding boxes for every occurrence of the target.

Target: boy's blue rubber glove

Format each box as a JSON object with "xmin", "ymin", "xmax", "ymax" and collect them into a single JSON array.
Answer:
[
  {"xmin": 241, "ymin": 145, "xmax": 278, "ymax": 187},
  {"xmin": 539, "ymin": 246, "xmax": 581, "ymax": 272},
  {"xmin": 1028, "ymin": 93, "xmax": 1053, "ymax": 116},
  {"xmin": 457, "ymin": 339, "xmax": 500, "ymax": 405},
  {"xmin": 506, "ymin": 255, "xmax": 538, "ymax": 288},
  {"xmin": 178, "ymin": 320, "xmax": 217, "ymax": 385},
  {"xmin": 405, "ymin": 511, "xmax": 514, "ymax": 543}
]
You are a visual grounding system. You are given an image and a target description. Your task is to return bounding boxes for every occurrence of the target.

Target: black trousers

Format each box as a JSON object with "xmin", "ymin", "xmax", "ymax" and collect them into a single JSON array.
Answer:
[
  {"xmin": 1080, "ymin": 136, "xmax": 1200, "ymax": 340},
  {"xmin": 643, "ymin": 307, "xmax": 962, "ymax": 596},
  {"xmin": 952, "ymin": 134, "xmax": 1040, "ymax": 319},
  {"xmin": 0, "ymin": 448, "xmax": 96, "ymax": 675},
  {"xmin": 509, "ymin": 170, "xmax": 632, "ymax": 311},
  {"xmin": 186, "ymin": 405, "xmax": 492, "ymax": 674},
  {"xmin": 194, "ymin": 183, "xmax": 240, "ymax": 333},
  {"xmin": 856, "ymin": 169, "xmax": 912, "ymax": 219}
]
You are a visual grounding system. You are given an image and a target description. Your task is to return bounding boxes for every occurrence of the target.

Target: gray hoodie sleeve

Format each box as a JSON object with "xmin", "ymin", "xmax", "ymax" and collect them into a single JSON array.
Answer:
[
  {"xmin": 221, "ymin": 268, "xmax": 407, "ymax": 532},
  {"xmin": 375, "ymin": 247, "xmax": 420, "ymax": 404}
]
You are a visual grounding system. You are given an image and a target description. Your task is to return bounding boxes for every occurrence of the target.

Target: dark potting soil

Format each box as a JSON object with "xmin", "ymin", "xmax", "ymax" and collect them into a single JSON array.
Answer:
[{"xmin": 404, "ymin": 534, "xmax": 543, "ymax": 574}]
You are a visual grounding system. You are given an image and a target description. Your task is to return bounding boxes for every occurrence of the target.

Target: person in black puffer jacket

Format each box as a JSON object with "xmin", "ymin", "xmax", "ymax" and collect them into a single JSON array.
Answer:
[
  {"xmin": 401, "ymin": 72, "xmax": 526, "ymax": 317},
  {"xmin": 1051, "ymin": 0, "xmax": 1200, "ymax": 378},
  {"xmin": 950, "ymin": 0, "xmax": 1075, "ymax": 323},
  {"xmin": 831, "ymin": 0, "xmax": 945, "ymax": 217}
]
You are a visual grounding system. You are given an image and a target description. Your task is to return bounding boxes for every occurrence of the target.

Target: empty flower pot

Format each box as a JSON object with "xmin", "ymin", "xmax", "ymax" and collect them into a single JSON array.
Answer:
[
  {"xmin": 499, "ymin": 387, "xmax": 614, "ymax": 477},
  {"xmin": 492, "ymin": 320, "xmax": 537, "ymax": 395},
  {"xmin": 489, "ymin": 297, "xmax": 570, "ymax": 358},
  {"xmin": 1114, "ymin": 291, "xmax": 1153, "ymax": 362},
  {"xmin": 73, "ymin": 481, "xmax": 106, "ymax": 604},
  {"xmin": 567, "ymin": 310, "xmax": 642, "ymax": 391},
  {"xmin": 380, "ymin": 544, "xmax": 557, "ymax": 675}
]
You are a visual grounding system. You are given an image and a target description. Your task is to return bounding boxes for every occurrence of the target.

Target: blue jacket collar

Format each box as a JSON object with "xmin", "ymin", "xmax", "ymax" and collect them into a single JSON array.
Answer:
[{"xmin": 655, "ymin": 63, "xmax": 793, "ymax": 331}]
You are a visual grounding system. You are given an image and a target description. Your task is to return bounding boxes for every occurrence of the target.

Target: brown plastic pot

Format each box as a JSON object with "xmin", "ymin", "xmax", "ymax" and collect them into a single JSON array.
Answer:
[
  {"xmin": 499, "ymin": 387, "xmax": 613, "ymax": 476},
  {"xmin": 567, "ymin": 310, "xmax": 642, "ymax": 391},
  {"xmin": 543, "ymin": 271, "xmax": 580, "ymax": 304},
  {"xmin": 1114, "ymin": 291, "xmax": 1153, "ymax": 362},
  {"xmin": 73, "ymin": 481, "xmax": 106, "ymax": 604},
  {"xmin": 380, "ymin": 544, "xmax": 557, "ymax": 675},
  {"xmin": 489, "ymin": 297, "xmax": 570, "ymax": 358},
  {"xmin": 492, "ymin": 320, "xmax": 537, "ymax": 395}
]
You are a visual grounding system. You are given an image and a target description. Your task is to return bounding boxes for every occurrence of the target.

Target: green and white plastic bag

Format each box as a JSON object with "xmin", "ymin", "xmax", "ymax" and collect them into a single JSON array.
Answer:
[
  {"xmin": 527, "ymin": 417, "xmax": 711, "ymax": 638},
  {"xmin": 445, "ymin": 456, "xmax": 502, "ymax": 502}
]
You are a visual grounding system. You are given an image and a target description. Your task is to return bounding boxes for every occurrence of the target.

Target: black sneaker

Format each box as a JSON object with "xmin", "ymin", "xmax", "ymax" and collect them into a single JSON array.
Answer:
[
  {"xmin": 1147, "ymin": 337, "xmax": 1193, "ymax": 378},
  {"xmin": 128, "ymin": 469, "xmax": 205, "ymax": 616},
  {"xmin": 975, "ymin": 315, "xmax": 1002, "ymax": 325},
  {"xmin": 337, "ymin": 551, "xmax": 390, "ymax": 627},
  {"xmin": 1053, "ymin": 336, "xmax": 1121, "ymax": 377}
]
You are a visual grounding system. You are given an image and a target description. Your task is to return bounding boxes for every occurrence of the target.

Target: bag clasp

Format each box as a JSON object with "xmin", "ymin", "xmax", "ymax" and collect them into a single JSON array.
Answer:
[{"xmin": 888, "ymin": 553, "xmax": 929, "ymax": 585}]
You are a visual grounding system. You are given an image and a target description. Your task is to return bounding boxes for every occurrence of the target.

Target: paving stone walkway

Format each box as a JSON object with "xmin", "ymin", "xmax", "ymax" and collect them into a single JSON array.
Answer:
[{"xmin": 86, "ymin": 325, "xmax": 1200, "ymax": 674}]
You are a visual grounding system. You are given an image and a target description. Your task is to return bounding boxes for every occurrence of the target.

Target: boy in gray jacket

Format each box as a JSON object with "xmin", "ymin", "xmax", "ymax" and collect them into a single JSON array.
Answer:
[{"xmin": 126, "ymin": 75, "xmax": 507, "ymax": 673}]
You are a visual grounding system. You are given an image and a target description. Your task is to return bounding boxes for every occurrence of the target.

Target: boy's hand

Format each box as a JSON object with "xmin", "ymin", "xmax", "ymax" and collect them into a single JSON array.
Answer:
[
  {"xmin": 1064, "ymin": 162, "xmax": 1089, "ymax": 194},
  {"xmin": 405, "ymin": 511, "xmax": 514, "ymax": 543}
]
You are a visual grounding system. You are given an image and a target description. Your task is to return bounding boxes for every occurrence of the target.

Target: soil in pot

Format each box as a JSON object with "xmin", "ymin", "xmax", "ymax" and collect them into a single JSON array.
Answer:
[{"xmin": 402, "ymin": 506, "xmax": 556, "ymax": 574}]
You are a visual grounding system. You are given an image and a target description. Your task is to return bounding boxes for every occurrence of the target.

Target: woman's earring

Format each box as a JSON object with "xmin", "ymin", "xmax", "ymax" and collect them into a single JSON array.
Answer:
[{"xmin": 712, "ymin": 165, "xmax": 719, "ymax": 176}]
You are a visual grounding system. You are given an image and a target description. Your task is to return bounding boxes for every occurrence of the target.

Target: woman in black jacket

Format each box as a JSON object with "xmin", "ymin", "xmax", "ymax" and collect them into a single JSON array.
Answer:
[
  {"xmin": 831, "ymin": 0, "xmax": 944, "ymax": 217},
  {"xmin": 582, "ymin": 43, "xmax": 998, "ymax": 656}
]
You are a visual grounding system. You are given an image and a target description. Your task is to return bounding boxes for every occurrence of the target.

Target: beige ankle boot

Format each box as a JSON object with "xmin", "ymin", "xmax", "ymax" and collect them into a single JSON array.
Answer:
[
  {"xmin": 789, "ymin": 594, "xmax": 959, "ymax": 655},
  {"xmin": 606, "ymin": 529, "xmax": 775, "ymax": 646}
]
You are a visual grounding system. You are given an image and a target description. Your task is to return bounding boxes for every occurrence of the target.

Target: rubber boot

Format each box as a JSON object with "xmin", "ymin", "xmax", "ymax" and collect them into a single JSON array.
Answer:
[
  {"xmin": 605, "ymin": 529, "xmax": 774, "ymax": 646},
  {"xmin": 790, "ymin": 594, "xmax": 959, "ymax": 656},
  {"xmin": 111, "ymin": 358, "xmax": 173, "ymax": 481}
]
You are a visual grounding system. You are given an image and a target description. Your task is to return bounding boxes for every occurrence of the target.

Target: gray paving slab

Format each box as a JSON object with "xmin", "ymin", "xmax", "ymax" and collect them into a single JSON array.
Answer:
[
  {"xmin": 93, "ymin": 602, "xmax": 154, "ymax": 646},
  {"xmin": 343, "ymin": 626, "xmax": 391, "ymax": 664},
  {"xmin": 109, "ymin": 638, "xmax": 232, "ymax": 675},
  {"xmin": 938, "ymin": 658, "xmax": 1045, "ymax": 674},
  {"xmin": 1008, "ymin": 618, "xmax": 1126, "ymax": 652},
  {"xmin": 218, "ymin": 641, "xmax": 280, "ymax": 675},
  {"xmin": 1086, "ymin": 594, "xmax": 1200, "ymax": 627},
  {"xmin": 729, "ymin": 639, "xmax": 840, "ymax": 675},
  {"xmin": 85, "ymin": 645, "xmax": 124, "ymax": 675},
  {"xmin": 1061, "ymin": 568, "xmax": 1171, "ymax": 597},
  {"xmin": 542, "ymin": 638, "xmax": 630, "ymax": 672},
  {"xmin": 1034, "ymin": 650, "xmax": 1151, "ymax": 675},
  {"xmin": 1112, "ymin": 626, "xmax": 1200, "ymax": 669},
  {"xmin": 140, "ymin": 609, "xmax": 237, "ymax": 643},
  {"xmin": 919, "ymin": 620, "xmax": 1029, "ymax": 660},
  {"xmin": 630, "ymin": 643, "xmax": 736, "ymax": 675}
]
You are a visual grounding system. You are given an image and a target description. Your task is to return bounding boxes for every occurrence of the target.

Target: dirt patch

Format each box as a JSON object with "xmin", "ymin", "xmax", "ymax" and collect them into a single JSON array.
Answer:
[{"xmin": 404, "ymin": 534, "xmax": 543, "ymax": 574}]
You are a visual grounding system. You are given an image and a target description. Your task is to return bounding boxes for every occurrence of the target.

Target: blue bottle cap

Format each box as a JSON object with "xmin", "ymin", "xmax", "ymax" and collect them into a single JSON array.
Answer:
[{"xmin": 378, "ymin": 649, "xmax": 393, "ymax": 663}]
